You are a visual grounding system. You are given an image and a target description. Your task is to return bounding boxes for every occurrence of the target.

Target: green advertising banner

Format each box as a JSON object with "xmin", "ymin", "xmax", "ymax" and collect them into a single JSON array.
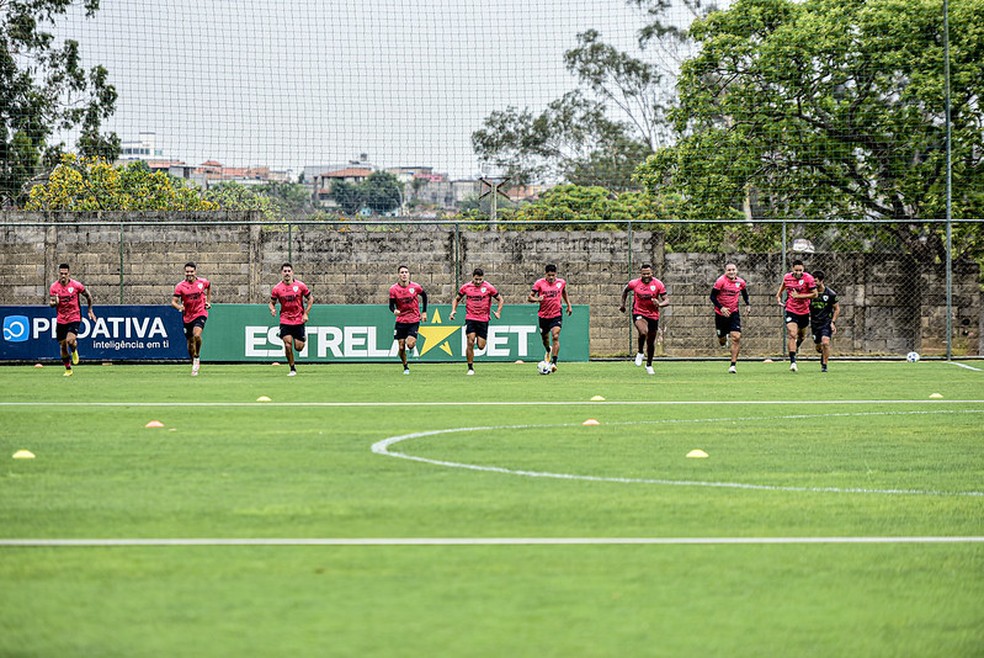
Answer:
[{"xmin": 204, "ymin": 304, "xmax": 590, "ymax": 362}]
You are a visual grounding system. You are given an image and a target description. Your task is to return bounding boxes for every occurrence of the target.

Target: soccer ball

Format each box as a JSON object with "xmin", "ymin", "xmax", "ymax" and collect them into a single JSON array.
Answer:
[
  {"xmin": 537, "ymin": 360, "xmax": 553, "ymax": 375},
  {"xmin": 906, "ymin": 351, "xmax": 920, "ymax": 363}
]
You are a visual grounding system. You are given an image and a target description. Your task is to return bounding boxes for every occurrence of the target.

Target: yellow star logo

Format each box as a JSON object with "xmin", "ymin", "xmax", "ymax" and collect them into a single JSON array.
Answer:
[{"xmin": 417, "ymin": 308, "xmax": 461, "ymax": 356}]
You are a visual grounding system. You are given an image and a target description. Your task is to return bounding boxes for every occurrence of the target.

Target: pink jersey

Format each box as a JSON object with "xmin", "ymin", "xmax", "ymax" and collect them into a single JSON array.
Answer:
[
  {"xmin": 782, "ymin": 272, "xmax": 816, "ymax": 315},
  {"xmin": 49, "ymin": 279, "xmax": 87, "ymax": 324},
  {"xmin": 457, "ymin": 281, "xmax": 499, "ymax": 321},
  {"xmin": 389, "ymin": 281, "xmax": 424, "ymax": 323},
  {"xmin": 271, "ymin": 280, "xmax": 311, "ymax": 325},
  {"xmin": 173, "ymin": 277, "xmax": 210, "ymax": 323},
  {"xmin": 626, "ymin": 277, "xmax": 667, "ymax": 320},
  {"xmin": 713, "ymin": 275, "xmax": 747, "ymax": 316},
  {"xmin": 531, "ymin": 277, "xmax": 566, "ymax": 319}
]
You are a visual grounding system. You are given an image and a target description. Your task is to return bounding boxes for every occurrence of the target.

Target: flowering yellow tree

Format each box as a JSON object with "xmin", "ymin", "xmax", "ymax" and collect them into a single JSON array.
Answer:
[{"xmin": 26, "ymin": 155, "xmax": 218, "ymax": 211}]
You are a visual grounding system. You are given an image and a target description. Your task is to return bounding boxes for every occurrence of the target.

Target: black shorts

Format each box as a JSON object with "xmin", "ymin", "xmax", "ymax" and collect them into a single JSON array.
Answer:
[
  {"xmin": 55, "ymin": 321, "xmax": 80, "ymax": 342},
  {"xmin": 465, "ymin": 320, "xmax": 489, "ymax": 340},
  {"xmin": 394, "ymin": 322, "xmax": 420, "ymax": 340},
  {"xmin": 812, "ymin": 322, "xmax": 833, "ymax": 343},
  {"xmin": 784, "ymin": 311, "xmax": 810, "ymax": 329},
  {"xmin": 539, "ymin": 316, "xmax": 563, "ymax": 334},
  {"xmin": 279, "ymin": 323, "xmax": 306, "ymax": 342},
  {"xmin": 633, "ymin": 316, "xmax": 659, "ymax": 334},
  {"xmin": 715, "ymin": 311, "xmax": 741, "ymax": 337},
  {"xmin": 183, "ymin": 316, "xmax": 207, "ymax": 340}
]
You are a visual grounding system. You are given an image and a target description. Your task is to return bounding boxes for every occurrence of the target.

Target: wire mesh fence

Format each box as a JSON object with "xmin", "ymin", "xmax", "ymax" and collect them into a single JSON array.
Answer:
[{"xmin": 1, "ymin": 214, "xmax": 980, "ymax": 359}]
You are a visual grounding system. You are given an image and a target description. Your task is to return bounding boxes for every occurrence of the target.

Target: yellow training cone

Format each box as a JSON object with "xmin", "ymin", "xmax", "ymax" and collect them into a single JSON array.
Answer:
[
  {"xmin": 582, "ymin": 419, "xmax": 601, "ymax": 426},
  {"xmin": 13, "ymin": 449, "xmax": 35, "ymax": 459},
  {"xmin": 929, "ymin": 393, "xmax": 944, "ymax": 399},
  {"xmin": 271, "ymin": 362, "xmax": 280, "ymax": 366},
  {"xmin": 590, "ymin": 395, "xmax": 606, "ymax": 401},
  {"xmin": 686, "ymin": 449, "xmax": 709, "ymax": 459},
  {"xmin": 256, "ymin": 396, "xmax": 272, "ymax": 402},
  {"xmin": 144, "ymin": 420, "xmax": 165, "ymax": 428},
  {"xmin": 763, "ymin": 358, "xmax": 774, "ymax": 363},
  {"xmin": 33, "ymin": 363, "xmax": 43, "ymax": 368}
]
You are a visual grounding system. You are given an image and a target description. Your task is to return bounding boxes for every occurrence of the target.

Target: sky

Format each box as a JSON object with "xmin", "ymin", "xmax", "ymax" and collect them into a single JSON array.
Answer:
[{"xmin": 50, "ymin": 0, "xmax": 691, "ymax": 179}]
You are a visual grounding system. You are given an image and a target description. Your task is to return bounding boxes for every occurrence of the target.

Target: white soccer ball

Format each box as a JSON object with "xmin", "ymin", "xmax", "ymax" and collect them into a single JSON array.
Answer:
[
  {"xmin": 537, "ymin": 360, "xmax": 552, "ymax": 375},
  {"xmin": 906, "ymin": 351, "xmax": 920, "ymax": 363}
]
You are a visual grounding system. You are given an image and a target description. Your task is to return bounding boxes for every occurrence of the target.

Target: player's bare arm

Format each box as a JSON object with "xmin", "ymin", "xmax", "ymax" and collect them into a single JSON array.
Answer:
[
  {"xmin": 619, "ymin": 287, "xmax": 630, "ymax": 313},
  {"xmin": 493, "ymin": 293, "xmax": 503, "ymax": 320},
  {"xmin": 302, "ymin": 294, "xmax": 313, "ymax": 323},
  {"xmin": 171, "ymin": 294, "xmax": 184, "ymax": 313},
  {"xmin": 448, "ymin": 293, "xmax": 463, "ymax": 320},
  {"xmin": 82, "ymin": 288, "xmax": 96, "ymax": 320},
  {"xmin": 562, "ymin": 287, "xmax": 572, "ymax": 315}
]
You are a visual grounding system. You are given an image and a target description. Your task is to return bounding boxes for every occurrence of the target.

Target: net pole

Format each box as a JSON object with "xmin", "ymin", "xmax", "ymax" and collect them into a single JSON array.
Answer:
[{"xmin": 944, "ymin": 0, "xmax": 954, "ymax": 360}]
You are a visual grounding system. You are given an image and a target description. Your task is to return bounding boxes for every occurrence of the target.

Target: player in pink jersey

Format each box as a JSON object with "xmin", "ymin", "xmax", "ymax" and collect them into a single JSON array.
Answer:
[
  {"xmin": 775, "ymin": 259, "xmax": 817, "ymax": 372},
  {"xmin": 449, "ymin": 267, "xmax": 503, "ymax": 375},
  {"xmin": 48, "ymin": 263, "xmax": 96, "ymax": 377},
  {"xmin": 619, "ymin": 263, "xmax": 668, "ymax": 375},
  {"xmin": 710, "ymin": 262, "xmax": 749, "ymax": 374},
  {"xmin": 389, "ymin": 265, "xmax": 428, "ymax": 375},
  {"xmin": 269, "ymin": 262, "xmax": 313, "ymax": 376},
  {"xmin": 527, "ymin": 263, "xmax": 572, "ymax": 372},
  {"xmin": 170, "ymin": 262, "xmax": 212, "ymax": 377}
]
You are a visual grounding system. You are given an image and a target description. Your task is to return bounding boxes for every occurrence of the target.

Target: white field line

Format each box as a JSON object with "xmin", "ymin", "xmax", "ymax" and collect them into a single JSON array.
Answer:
[
  {"xmin": 372, "ymin": 410, "xmax": 984, "ymax": 498},
  {"xmin": 1, "ymin": 537, "xmax": 983, "ymax": 547},
  {"xmin": 950, "ymin": 361, "xmax": 984, "ymax": 371},
  {"xmin": 1, "ymin": 399, "xmax": 983, "ymax": 408}
]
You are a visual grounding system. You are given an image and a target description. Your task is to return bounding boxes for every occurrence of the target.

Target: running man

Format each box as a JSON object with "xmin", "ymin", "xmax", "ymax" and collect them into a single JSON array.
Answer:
[
  {"xmin": 809, "ymin": 270, "xmax": 840, "ymax": 373},
  {"xmin": 449, "ymin": 267, "xmax": 503, "ymax": 375},
  {"xmin": 171, "ymin": 261, "xmax": 211, "ymax": 376},
  {"xmin": 710, "ymin": 262, "xmax": 749, "ymax": 374},
  {"xmin": 389, "ymin": 265, "xmax": 428, "ymax": 375},
  {"xmin": 619, "ymin": 263, "xmax": 669, "ymax": 375},
  {"xmin": 269, "ymin": 262, "xmax": 313, "ymax": 377},
  {"xmin": 527, "ymin": 263, "xmax": 572, "ymax": 372},
  {"xmin": 48, "ymin": 263, "xmax": 96, "ymax": 377},
  {"xmin": 775, "ymin": 259, "xmax": 817, "ymax": 372}
]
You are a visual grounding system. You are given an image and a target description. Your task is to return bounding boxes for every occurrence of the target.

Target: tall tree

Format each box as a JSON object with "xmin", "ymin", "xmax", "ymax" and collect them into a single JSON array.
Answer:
[
  {"xmin": 472, "ymin": 1, "xmax": 712, "ymax": 190},
  {"xmin": 636, "ymin": 0, "xmax": 984, "ymax": 261},
  {"xmin": 1, "ymin": 0, "xmax": 120, "ymax": 206}
]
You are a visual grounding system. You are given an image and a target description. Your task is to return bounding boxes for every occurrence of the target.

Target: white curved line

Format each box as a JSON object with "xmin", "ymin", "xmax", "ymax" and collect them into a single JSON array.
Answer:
[{"xmin": 371, "ymin": 410, "xmax": 984, "ymax": 497}]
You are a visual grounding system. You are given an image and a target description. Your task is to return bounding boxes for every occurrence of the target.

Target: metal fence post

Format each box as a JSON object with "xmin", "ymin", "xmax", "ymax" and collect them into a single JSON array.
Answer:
[{"xmin": 118, "ymin": 222, "xmax": 125, "ymax": 304}]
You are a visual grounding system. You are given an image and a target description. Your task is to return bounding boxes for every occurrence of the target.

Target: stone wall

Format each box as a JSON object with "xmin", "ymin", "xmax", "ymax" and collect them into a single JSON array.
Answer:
[{"xmin": 1, "ymin": 213, "xmax": 979, "ymax": 357}]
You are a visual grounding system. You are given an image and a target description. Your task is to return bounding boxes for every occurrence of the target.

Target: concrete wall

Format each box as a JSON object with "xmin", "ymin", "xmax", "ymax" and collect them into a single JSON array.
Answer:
[{"xmin": 1, "ymin": 213, "xmax": 979, "ymax": 357}]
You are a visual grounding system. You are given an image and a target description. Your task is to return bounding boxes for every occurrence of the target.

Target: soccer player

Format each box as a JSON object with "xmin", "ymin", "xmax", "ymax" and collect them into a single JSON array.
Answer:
[
  {"xmin": 171, "ymin": 262, "xmax": 211, "ymax": 376},
  {"xmin": 449, "ymin": 267, "xmax": 503, "ymax": 375},
  {"xmin": 710, "ymin": 262, "xmax": 749, "ymax": 374},
  {"xmin": 48, "ymin": 263, "xmax": 96, "ymax": 377},
  {"xmin": 269, "ymin": 262, "xmax": 313, "ymax": 377},
  {"xmin": 527, "ymin": 263, "xmax": 572, "ymax": 372},
  {"xmin": 389, "ymin": 265, "xmax": 428, "ymax": 375},
  {"xmin": 775, "ymin": 259, "xmax": 817, "ymax": 372},
  {"xmin": 809, "ymin": 270, "xmax": 840, "ymax": 373},
  {"xmin": 619, "ymin": 263, "xmax": 669, "ymax": 375}
]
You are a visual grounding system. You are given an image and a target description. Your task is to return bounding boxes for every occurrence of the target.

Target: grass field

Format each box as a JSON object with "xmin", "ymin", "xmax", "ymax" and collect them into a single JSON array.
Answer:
[{"xmin": 1, "ymin": 359, "xmax": 982, "ymax": 657}]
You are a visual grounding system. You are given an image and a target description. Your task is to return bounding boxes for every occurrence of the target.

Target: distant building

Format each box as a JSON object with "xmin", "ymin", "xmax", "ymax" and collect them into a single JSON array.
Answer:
[
  {"xmin": 119, "ymin": 132, "xmax": 163, "ymax": 160},
  {"xmin": 313, "ymin": 167, "xmax": 374, "ymax": 207}
]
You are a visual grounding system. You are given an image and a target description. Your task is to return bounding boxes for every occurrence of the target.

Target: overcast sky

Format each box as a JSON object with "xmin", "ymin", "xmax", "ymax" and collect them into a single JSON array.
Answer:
[{"xmin": 52, "ymin": 0, "xmax": 701, "ymax": 179}]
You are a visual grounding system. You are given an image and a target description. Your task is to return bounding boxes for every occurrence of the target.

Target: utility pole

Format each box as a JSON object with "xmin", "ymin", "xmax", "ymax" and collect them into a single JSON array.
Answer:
[{"xmin": 478, "ymin": 177, "xmax": 510, "ymax": 226}]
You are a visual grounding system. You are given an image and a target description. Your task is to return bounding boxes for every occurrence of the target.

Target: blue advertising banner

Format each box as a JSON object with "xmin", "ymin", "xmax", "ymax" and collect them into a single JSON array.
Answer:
[{"xmin": 0, "ymin": 305, "xmax": 189, "ymax": 361}]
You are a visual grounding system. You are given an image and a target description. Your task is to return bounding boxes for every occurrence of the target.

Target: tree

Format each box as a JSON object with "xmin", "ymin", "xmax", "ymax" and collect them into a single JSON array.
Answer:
[
  {"xmin": 1, "ymin": 0, "xmax": 120, "ymax": 206},
  {"xmin": 329, "ymin": 171, "xmax": 403, "ymax": 216},
  {"xmin": 361, "ymin": 171, "xmax": 402, "ymax": 215},
  {"xmin": 25, "ymin": 155, "xmax": 217, "ymax": 211},
  {"xmin": 636, "ymin": 0, "xmax": 984, "ymax": 262},
  {"xmin": 472, "ymin": 1, "xmax": 713, "ymax": 190}
]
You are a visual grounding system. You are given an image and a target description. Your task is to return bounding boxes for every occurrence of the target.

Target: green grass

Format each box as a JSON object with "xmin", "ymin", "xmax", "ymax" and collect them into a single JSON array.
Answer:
[{"xmin": 1, "ymin": 360, "xmax": 982, "ymax": 657}]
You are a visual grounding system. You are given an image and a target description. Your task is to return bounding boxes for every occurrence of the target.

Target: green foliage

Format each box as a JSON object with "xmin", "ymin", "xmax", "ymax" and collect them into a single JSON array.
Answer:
[
  {"xmin": 328, "ymin": 171, "xmax": 403, "ymax": 216},
  {"xmin": 1, "ymin": 0, "xmax": 119, "ymax": 206},
  {"xmin": 25, "ymin": 154, "xmax": 217, "ymax": 211},
  {"xmin": 635, "ymin": 0, "xmax": 984, "ymax": 262},
  {"xmin": 203, "ymin": 182, "xmax": 277, "ymax": 220}
]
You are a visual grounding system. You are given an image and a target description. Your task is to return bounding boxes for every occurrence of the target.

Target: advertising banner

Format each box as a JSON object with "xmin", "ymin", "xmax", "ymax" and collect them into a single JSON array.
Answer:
[
  {"xmin": 1, "ymin": 305, "xmax": 188, "ymax": 361},
  {"xmin": 205, "ymin": 304, "xmax": 590, "ymax": 362},
  {"xmin": 1, "ymin": 304, "xmax": 590, "ymax": 362}
]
